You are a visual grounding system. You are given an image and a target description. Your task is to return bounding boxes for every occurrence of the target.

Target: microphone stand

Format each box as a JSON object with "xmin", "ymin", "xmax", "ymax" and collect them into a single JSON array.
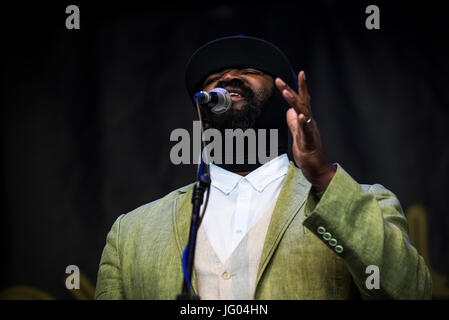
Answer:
[
  {"xmin": 177, "ymin": 97, "xmax": 211, "ymax": 300},
  {"xmin": 176, "ymin": 172, "xmax": 210, "ymax": 300}
]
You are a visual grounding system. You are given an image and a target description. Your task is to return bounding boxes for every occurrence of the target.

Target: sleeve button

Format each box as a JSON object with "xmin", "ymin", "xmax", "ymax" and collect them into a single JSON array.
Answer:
[
  {"xmin": 317, "ymin": 226, "xmax": 326, "ymax": 234},
  {"xmin": 329, "ymin": 238, "xmax": 337, "ymax": 247},
  {"xmin": 323, "ymin": 232, "xmax": 332, "ymax": 241},
  {"xmin": 334, "ymin": 245, "xmax": 344, "ymax": 253}
]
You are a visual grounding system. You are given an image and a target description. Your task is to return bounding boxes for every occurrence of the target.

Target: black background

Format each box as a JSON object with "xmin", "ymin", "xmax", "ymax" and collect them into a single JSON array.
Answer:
[{"xmin": 1, "ymin": 0, "xmax": 448, "ymax": 299}]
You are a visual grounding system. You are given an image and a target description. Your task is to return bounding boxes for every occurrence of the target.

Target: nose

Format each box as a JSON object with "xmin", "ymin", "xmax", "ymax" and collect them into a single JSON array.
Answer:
[{"xmin": 220, "ymin": 70, "xmax": 243, "ymax": 82}]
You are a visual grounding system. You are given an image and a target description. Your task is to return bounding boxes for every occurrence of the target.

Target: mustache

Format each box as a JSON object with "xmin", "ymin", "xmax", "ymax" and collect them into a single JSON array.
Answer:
[{"xmin": 215, "ymin": 79, "xmax": 254, "ymax": 100}]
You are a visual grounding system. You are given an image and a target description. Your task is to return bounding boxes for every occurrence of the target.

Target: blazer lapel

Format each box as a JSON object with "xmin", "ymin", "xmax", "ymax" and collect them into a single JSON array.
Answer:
[
  {"xmin": 255, "ymin": 162, "xmax": 311, "ymax": 289},
  {"xmin": 172, "ymin": 183, "xmax": 199, "ymax": 295}
]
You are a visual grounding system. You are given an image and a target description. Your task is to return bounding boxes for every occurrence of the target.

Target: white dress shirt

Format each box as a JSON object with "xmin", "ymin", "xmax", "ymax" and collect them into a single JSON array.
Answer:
[{"xmin": 200, "ymin": 154, "xmax": 290, "ymax": 264}]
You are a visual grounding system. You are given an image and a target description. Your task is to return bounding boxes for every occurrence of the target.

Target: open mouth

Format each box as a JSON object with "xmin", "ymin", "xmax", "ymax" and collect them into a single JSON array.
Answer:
[{"xmin": 226, "ymin": 88, "xmax": 245, "ymax": 101}]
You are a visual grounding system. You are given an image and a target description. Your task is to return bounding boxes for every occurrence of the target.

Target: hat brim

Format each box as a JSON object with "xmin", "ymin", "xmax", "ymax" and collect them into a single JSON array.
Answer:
[{"xmin": 185, "ymin": 35, "xmax": 297, "ymax": 101}]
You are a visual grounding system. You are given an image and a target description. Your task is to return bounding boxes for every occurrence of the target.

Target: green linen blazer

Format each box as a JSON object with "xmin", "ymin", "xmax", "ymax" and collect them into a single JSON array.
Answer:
[{"xmin": 95, "ymin": 163, "xmax": 432, "ymax": 299}]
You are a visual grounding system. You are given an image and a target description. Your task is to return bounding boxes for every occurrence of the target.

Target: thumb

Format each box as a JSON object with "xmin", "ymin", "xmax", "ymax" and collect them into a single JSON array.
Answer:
[{"xmin": 286, "ymin": 107, "xmax": 300, "ymax": 138}]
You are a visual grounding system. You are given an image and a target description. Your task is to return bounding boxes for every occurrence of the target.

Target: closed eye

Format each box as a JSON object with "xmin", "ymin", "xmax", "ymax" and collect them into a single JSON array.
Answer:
[
  {"xmin": 242, "ymin": 69, "xmax": 262, "ymax": 75},
  {"xmin": 203, "ymin": 76, "xmax": 220, "ymax": 87}
]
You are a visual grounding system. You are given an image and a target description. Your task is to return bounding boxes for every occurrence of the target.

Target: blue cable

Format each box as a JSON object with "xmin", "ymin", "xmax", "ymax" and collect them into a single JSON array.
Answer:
[
  {"xmin": 199, "ymin": 155, "xmax": 204, "ymax": 178},
  {"xmin": 182, "ymin": 245, "xmax": 191, "ymax": 289}
]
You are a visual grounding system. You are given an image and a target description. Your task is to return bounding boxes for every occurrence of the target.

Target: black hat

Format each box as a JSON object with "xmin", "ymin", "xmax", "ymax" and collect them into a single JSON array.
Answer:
[{"xmin": 185, "ymin": 35, "xmax": 297, "ymax": 100}]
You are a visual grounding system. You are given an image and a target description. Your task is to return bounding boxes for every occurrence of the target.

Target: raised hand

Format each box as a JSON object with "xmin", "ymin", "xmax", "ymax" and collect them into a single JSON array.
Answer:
[{"xmin": 275, "ymin": 71, "xmax": 335, "ymax": 192}]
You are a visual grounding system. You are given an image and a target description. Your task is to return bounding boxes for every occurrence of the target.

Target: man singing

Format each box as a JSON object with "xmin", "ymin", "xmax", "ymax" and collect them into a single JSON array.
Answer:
[{"xmin": 95, "ymin": 35, "xmax": 432, "ymax": 299}]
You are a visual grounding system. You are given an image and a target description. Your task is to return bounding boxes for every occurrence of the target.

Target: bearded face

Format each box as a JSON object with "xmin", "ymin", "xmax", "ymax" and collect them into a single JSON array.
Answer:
[{"xmin": 200, "ymin": 68, "xmax": 274, "ymax": 131}]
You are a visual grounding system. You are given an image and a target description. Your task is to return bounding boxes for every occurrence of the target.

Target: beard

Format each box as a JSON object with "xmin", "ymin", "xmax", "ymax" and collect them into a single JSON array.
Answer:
[
  {"xmin": 202, "ymin": 78, "xmax": 273, "ymax": 131},
  {"xmin": 198, "ymin": 77, "xmax": 289, "ymax": 172}
]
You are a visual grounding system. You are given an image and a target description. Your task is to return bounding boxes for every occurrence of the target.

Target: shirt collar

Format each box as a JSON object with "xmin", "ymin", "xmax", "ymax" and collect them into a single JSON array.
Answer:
[{"xmin": 209, "ymin": 153, "xmax": 290, "ymax": 195}]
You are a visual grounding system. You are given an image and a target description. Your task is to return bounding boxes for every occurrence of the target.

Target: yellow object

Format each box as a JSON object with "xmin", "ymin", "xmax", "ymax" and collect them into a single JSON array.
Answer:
[{"xmin": 407, "ymin": 204, "xmax": 449, "ymax": 298}]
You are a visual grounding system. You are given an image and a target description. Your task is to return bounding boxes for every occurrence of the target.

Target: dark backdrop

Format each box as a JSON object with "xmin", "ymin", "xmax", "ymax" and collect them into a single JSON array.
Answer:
[{"xmin": 1, "ymin": 0, "xmax": 448, "ymax": 299}]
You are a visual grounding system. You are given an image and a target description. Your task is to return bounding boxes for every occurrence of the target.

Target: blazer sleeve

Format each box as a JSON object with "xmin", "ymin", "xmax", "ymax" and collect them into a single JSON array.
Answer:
[
  {"xmin": 303, "ymin": 165, "xmax": 432, "ymax": 299},
  {"xmin": 95, "ymin": 214, "xmax": 125, "ymax": 300}
]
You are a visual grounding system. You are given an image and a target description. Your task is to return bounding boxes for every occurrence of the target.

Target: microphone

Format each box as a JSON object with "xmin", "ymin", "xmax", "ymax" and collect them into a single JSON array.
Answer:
[{"xmin": 194, "ymin": 88, "xmax": 232, "ymax": 114}]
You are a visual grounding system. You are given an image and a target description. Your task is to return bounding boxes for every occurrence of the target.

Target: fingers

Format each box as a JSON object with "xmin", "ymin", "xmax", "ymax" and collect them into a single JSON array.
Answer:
[
  {"xmin": 286, "ymin": 107, "xmax": 315, "ymax": 151},
  {"xmin": 274, "ymin": 78, "xmax": 301, "ymax": 109},
  {"xmin": 275, "ymin": 71, "xmax": 312, "ymax": 119},
  {"xmin": 298, "ymin": 112, "xmax": 315, "ymax": 150},
  {"xmin": 275, "ymin": 77, "xmax": 302, "ymax": 114},
  {"xmin": 298, "ymin": 71, "xmax": 310, "ymax": 105},
  {"xmin": 286, "ymin": 107, "xmax": 299, "ymax": 138}
]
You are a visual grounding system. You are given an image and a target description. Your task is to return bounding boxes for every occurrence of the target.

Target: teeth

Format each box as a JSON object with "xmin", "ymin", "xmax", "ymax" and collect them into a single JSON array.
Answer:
[{"xmin": 230, "ymin": 92, "xmax": 240, "ymax": 96}]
